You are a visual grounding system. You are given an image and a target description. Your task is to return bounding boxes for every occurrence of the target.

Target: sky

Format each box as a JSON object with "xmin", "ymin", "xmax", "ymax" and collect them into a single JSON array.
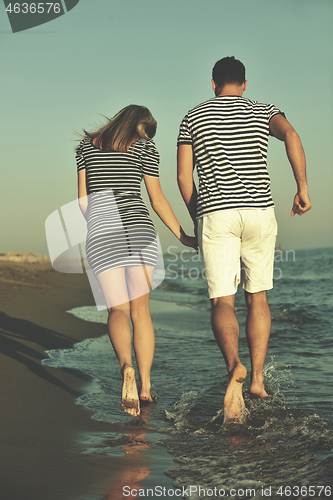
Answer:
[{"xmin": 1, "ymin": 0, "xmax": 332, "ymax": 256}]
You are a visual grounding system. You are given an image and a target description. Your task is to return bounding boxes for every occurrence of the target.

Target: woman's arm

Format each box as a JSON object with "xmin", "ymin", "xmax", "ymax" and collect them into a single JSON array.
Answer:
[
  {"xmin": 78, "ymin": 169, "xmax": 88, "ymax": 218},
  {"xmin": 143, "ymin": 175, "xmax": 197, "ymax": 248}
]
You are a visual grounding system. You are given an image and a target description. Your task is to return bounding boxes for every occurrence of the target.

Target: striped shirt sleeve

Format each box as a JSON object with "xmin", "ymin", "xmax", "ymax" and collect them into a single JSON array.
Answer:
[
  {"xmin": 267, "ymin": 104, "xmax": 285, "ymax": 122},
  {"xmin": 177, "ymin": 114, "xmax": 192, "ymax": 146},
  {"xmin": 75, "ymin": 139, "xmax": 87, "ymax": 172},
  {"xmin": 141, "ymin": 139, "xmax": 159, "ymax": 178}
]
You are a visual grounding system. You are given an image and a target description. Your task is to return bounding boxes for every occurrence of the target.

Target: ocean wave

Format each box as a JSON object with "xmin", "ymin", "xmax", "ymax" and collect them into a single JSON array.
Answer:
[{"xmin": 162, "ymin": 393, "xmax": 333, "ymax": 499}]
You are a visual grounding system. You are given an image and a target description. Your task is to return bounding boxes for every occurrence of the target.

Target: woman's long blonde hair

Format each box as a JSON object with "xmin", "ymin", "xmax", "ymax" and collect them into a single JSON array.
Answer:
[{"xmin": 82, "ymin": 105, "xmax": 157, "ymax": 152}]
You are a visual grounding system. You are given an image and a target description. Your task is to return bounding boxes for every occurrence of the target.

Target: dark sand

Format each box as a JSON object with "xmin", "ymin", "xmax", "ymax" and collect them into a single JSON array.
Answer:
[{"xmin": 0, "ymin": 261, "xmax": 155, "ymax": 500}]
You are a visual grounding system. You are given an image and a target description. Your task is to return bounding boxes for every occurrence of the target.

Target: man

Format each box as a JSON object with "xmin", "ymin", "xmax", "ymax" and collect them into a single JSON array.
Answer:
[{"xmin": 177, "ymin": 56, "xmax": 311, "ymax": 423}]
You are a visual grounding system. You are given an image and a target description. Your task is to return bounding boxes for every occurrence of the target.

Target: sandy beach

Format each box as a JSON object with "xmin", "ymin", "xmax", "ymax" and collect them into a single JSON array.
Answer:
[{"xmin": 0, "ymin": 260, "xmax": 165, "ymax": 500}]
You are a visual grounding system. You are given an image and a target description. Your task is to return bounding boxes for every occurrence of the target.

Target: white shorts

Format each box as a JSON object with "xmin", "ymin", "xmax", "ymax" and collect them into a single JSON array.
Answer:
[{"xmin": 198, "ymin": 208, "xmax": 277, "ymax": 298}]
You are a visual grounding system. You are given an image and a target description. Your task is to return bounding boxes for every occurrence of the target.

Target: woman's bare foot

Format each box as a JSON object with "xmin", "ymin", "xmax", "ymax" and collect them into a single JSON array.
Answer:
[
  {"xmin": 223, "ymin": 363, "xmax": 247, "ymax": 424},
  {"xmin": 138, "ymin": 380, "xmax": 153, "ymax": 403},
  {"xmin": 121, "ymin": 364, "xmax": 140, "ymax": 417}
]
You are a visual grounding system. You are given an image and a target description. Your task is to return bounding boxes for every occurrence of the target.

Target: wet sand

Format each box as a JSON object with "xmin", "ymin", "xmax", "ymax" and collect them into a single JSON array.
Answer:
[{"xmin": 0, "ymin": 261, "xmax": 157, "ymax": 500}]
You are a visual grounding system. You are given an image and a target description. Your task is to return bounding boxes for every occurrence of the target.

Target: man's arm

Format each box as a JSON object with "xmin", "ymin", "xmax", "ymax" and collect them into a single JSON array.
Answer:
[
  {"xmin": 177, "ymin": 144, "xmax": 198, "ymax": 229},
  {"xmin": 269, "ymin": 114, "xmax": 311, "ymax": 216}
]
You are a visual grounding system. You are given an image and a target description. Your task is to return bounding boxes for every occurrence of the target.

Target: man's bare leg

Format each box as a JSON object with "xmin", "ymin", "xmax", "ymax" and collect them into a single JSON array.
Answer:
[
  {"xmin": 211, "ymin": 295, "xmax": 247, "ymax": 422},
  {"xmin": 245, "ymin": 290, "xmax": 271, "ymax": 398}
]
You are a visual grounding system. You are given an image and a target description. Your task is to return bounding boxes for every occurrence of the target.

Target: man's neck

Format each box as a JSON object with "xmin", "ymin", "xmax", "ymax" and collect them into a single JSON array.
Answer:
[{"xmin": 218, "ymin": 83, "xmax": 245, "ymax": 97}]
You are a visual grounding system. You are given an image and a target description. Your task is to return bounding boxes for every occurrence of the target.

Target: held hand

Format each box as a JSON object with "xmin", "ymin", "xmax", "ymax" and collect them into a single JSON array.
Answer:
[
  {"xmin": 291, "ymin": 192, "xmax": 312, "ymax": 216},
  {"xmin": 194, "ymin": 220, "xmax": 198, "ymax": 238},
  {"xmin": 180, "ymin": 233, "xmax": 198, "ymax": 250}
]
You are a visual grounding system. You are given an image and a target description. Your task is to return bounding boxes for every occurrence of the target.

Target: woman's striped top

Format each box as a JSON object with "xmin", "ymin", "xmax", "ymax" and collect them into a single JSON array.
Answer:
[
  {"xmin": 75, "ymin": 137, "xmax": 159, "ymax": 274},
  {"xmin": 177, "ymin": 96, "xmax": 284, "ymax": 218},
  {"xmin": 76, "ymin": 137, "xmax": 159, "ymax": 192}
]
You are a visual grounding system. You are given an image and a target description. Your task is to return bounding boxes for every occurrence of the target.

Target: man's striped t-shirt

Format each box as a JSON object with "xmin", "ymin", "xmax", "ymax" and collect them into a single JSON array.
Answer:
[{"xmin": 177, "ymin": 95, "xmax": 284, "ymax": 218}]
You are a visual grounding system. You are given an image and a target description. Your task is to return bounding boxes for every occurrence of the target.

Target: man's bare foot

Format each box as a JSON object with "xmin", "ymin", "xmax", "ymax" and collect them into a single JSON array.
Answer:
[
  {"xmin": 249, "ymin": 380, "xmax": 269, "ymax": 399},
  {"xmin": 224, "ymin": 363, "xmax": 247, "ymax": 424},
  {"xmin": 121, "ymin": 364, "xmax": 140, "ymax": 417},
  {"xmin": 138, "ymin": 380, "xmax": 153, "ymax": 403}
]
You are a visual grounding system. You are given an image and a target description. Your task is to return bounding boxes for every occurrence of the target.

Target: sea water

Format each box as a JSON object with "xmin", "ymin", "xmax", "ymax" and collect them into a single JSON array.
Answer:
[{"xmin": 42, "ymin": 247, "xmax": 333, "ymax": 499}]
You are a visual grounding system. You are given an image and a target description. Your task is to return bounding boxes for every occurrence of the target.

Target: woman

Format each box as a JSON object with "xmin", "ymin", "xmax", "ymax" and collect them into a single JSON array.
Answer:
[{"xmin": 76, "ymin": 105, "xmax": 196, "ymax": 417}]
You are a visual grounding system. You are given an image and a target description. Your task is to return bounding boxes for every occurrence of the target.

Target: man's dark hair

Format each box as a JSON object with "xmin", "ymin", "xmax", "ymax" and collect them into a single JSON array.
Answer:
[{"xmin": 212, "ymin": 56, "xmax": 246, "ymax": 96}]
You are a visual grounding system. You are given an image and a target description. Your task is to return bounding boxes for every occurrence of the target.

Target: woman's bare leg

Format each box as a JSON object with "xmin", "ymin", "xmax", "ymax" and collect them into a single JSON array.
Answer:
[
  {"xmin": 97, "ymin": 268, "xmax": 140, "ymax": 416},
  {"xmin": 130, "ymin": 293, "xmax": 155, "ymax": 401},
  {"xmin": 127, "ymin": 266, "xmax": 155, "ymax": 402}
]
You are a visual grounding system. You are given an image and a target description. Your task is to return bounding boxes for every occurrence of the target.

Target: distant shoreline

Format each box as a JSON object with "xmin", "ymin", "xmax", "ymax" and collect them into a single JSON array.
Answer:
[{"xmin": 0, "ymin": 251, "xmax": 50, "ymax": 263}]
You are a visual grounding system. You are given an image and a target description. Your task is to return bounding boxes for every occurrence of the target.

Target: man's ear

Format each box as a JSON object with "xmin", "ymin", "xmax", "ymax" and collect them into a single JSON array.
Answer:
[
  {"xmin": 243, "ymin": 80, "xmax": 247, "ymax": 92},
  {"xmin": 212, "ymin": 79, "xmax": 216, "ymax": 92}
]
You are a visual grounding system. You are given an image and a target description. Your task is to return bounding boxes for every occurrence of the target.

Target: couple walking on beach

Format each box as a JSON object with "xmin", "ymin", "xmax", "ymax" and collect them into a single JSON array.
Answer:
[{"xmin": 77, "ymin": 57, "xmax": 311, "ymax": 422}]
